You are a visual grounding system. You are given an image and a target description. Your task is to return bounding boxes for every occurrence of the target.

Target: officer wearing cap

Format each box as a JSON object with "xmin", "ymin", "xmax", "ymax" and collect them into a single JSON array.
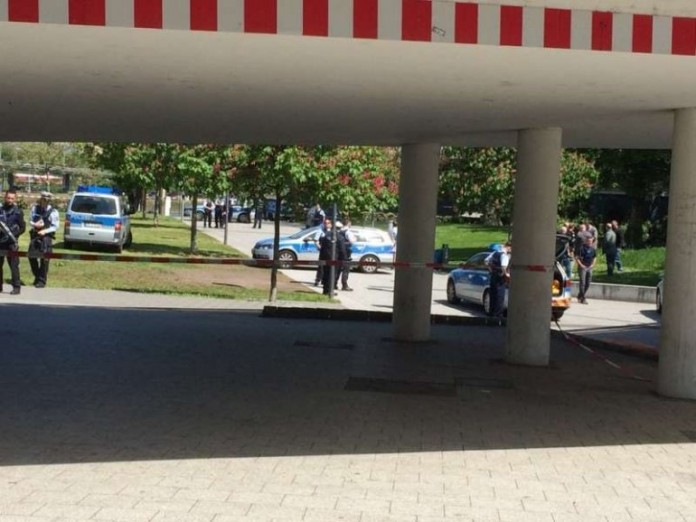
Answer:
[
  {"xmin": 29, "ymin": 191, "xmax": 59, "ymax": 288},
  {"xmin": 0, "ymin": 189, "xmax": 26, "ymax": 295}
]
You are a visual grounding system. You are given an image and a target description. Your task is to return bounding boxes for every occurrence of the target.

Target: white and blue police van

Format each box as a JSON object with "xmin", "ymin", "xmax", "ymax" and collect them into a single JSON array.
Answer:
[{"xmin": 64, "ymin": 186, "xmax": 134, "ymax": 253}]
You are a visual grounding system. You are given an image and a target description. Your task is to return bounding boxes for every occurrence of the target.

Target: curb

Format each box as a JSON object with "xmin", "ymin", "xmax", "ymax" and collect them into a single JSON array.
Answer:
[
  {"xmin": 551, "ymin": 330, "xmax": 658, "ymax": 361},
  {"xmin": 262, "ymin": 306, "xmax": 507, "ymax": 326}
]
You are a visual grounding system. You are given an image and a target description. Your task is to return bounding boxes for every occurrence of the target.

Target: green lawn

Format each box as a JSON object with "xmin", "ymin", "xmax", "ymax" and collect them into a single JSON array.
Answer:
[
  {"xmin": 13, "ymin": 217, "xmax": 326, "ymax": 302},
  {"xmin": 433, "ymin": 222, "xmax": 663, "ymax": 287}
]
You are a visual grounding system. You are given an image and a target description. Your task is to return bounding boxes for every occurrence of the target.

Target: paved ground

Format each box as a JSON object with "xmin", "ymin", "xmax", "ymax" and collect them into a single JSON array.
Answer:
[{"xmin": 0, "ymin": 220, "xmax": 682, "ymax": 522}]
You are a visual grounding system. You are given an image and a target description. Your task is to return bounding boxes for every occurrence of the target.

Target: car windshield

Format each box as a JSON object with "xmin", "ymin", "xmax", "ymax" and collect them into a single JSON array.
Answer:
[
  {"xmin": 71, "ymin": 195, "xmax": 117, "ymax": 215},
  {"xmin": 288, "ymin": 227, "xmax": 320, "ymax": 240}
]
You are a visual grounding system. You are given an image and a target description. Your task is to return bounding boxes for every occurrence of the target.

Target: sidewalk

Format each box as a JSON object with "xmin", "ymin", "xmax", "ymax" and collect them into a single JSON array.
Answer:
[{"xmin": 0, "ymin": 287, "xmax": 693, "ymax": 522}]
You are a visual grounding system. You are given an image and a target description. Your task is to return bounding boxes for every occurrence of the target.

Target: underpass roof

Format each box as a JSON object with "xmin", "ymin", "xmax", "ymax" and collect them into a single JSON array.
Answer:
[{"xmin": 0, "ymin": 20, "xmax": 694, "ymax": 148}]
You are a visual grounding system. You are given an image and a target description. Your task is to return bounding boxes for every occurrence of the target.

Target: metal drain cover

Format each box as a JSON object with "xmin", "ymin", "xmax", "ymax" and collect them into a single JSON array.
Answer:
[
  {"xmin": 456, "ymin": 377, "xmax": 514, "ymax": 389},
  {"xmin": 294, "ymin": 340, "xmax": 354, "ymax": 350},
  {"xmin": 345, "ymin": 377, "xmax": 456, "ymax": 396}
]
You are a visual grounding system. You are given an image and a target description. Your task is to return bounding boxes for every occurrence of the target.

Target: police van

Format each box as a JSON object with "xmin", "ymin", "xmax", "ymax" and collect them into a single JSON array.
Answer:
[{"xmin": 64, "ymin": 186, "xmax": 133, "ymax": 253}]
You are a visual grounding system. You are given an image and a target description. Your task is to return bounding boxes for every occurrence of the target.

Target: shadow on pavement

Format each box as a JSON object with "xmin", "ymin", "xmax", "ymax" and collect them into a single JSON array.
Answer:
[{"xmin": 0, "ymin": 304, "xmax": 693, "ymax": 467}]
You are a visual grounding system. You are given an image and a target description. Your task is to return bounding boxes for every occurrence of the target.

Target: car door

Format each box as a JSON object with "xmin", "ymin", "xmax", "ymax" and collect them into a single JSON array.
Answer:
[
  {"xmin": 296, "ymin": 230, "xmax": 320, "ymax": 260},
  {"xmin": 461, "ymin": 253, "xmax": 490, "ymax": 302}
]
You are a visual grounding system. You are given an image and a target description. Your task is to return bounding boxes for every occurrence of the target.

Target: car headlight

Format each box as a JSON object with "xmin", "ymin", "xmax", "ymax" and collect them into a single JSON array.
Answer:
[{"xmin": 254, "ymin": 244, "xmax": 272, "ymax": 250}]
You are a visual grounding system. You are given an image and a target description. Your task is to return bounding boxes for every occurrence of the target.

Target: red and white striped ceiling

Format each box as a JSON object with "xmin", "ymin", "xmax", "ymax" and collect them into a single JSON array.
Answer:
[{"xmin": 2, "ymin": 0, "xmax": 695, "ymax": 56}]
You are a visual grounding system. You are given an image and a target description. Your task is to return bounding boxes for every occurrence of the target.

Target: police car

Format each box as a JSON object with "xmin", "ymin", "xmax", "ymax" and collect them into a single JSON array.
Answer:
[
  {"xmin": 446, "ymin": 235, "xmax": 572, "ymax": 320},
  {"xmin": 64, "ymin": 186, "xmax": 134, "ymax": 253}
]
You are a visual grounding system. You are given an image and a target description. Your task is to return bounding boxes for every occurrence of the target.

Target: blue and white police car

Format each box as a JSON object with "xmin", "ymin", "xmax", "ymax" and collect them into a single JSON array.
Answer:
[
  {"xmin": 64, "ymin": 186, "xmax": 134, "ymax": 253},
  {"xmin": 252, "ymin": 225, "xmax": 394, "ymax": 273}
]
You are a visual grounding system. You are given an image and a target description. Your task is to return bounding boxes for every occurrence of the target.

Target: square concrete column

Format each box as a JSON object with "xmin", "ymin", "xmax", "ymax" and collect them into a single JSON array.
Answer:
[
  {"xmin": 658, "ymin": 108, "xmax": 696, "ymax": 400},
  {"xmin": 393, "ymin": 143, "xmax": 440, "ymax": 342},
  {"xmin": 505, "ymin": 128, "xmax": 562, "ymax": 366}
]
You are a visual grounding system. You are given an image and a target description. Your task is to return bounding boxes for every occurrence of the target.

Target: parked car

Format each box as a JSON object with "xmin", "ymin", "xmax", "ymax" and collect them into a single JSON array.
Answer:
[
  {"xmin": 228, "ymin": 205, "xmax": 254, "ymax": 223},
  {"xmin": 445, "ymin": 235, "xmax": 572, "ymax": 320},
  {"xmin": 251, "ymin": 225, "xmax": 394, "ymax": 273},
  {"xmin": 656, "ymin": 277, "xmax": 663, "ymax": 313},
  {"xmin": 63, "ymin": 185, "xmax": 134, "ymax": 253}
]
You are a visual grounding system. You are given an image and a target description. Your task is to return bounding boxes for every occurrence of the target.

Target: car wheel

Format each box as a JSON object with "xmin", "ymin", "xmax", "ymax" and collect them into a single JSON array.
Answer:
[
  {"xmin": 656, "ymin": 288, "xmax": 662, "ymax": 314},
  {"xmin": 278, "ymin": 250, "xmax": 297, "ymax": 269},
  {"xmin": 359, "ymin": 254, "xmax": 380, "ymax": 273},
  {"xmin": 482, "ymin": 289, "xmax": 491, "ymax": 315},
  {"xmin": 124, "ymin": 230, "xmax": 133, "ymax": 248},
  {"xmin": 238, "ymin": 213, "xmax": 250, "ymax": 224},
  {"xmin": 195, "ymin": 211, "xmax": 204, "ymax": 222},
  {"xmin": 446, "ymin": 279, "xmax": 459, "ymax": 304},
  {"xmin": 113, "ymin": 243, "xmax": 123, "ymax": 254},
  {"xmin": 551, "ymin": 309, "xmax": 565, "ymax": 321}
]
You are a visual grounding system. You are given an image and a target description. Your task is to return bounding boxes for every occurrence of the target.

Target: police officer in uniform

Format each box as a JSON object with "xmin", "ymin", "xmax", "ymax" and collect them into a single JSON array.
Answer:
[
  {"xmin": 29, "ymin": 191, "xmax": 59, "ymax": 288},
  {"xmin": 0, "ymin": 189, "xmax": 26, "ymax": 295},
  {"xmin": 484, "ymin": 241, "xmax": 512, "ymax": 318}
]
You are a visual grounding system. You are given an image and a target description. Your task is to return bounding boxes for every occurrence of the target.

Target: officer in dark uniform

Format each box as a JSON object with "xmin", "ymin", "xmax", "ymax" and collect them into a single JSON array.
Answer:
[
  {"xmin": 0, "ymin": 189, "xmax": 26, "ymax": 295},
  {"xmin": 29, "ymin": 191, "xmax": 60, "ymax": 288},
  {"xmin": 317, "ymin": 219, "xmax": 336, "ymax": 296}
]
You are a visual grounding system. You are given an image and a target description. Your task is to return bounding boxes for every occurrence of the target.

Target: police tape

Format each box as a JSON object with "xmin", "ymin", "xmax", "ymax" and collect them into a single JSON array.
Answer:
[
  {"xmin": 0, "ymin": 249, "xmax": 450, "ymax": 269},
  {"xmin": 553, "ymin": 319, "xmax": 651, "ymax": 382},
  {"xmin": 509, "ymin": 263, "xmax": 553, "ymax": 272}
]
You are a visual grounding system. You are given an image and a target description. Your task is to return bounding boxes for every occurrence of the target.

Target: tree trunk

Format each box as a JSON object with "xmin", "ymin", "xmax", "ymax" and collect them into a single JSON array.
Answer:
[
  {"xmin": 190, "ymin": 194, "xmax": 199, "ymax": 253},
  {"xmin": 626, "ymin": 198, "xmax": 648, "ymax": 248},
  {"xmin": 141, "ymin": 188, "xmax": 147, "ymax": 219},
  {"xmin": 269, "ymin": 193, "xmax": 282, "ymax": 302}
]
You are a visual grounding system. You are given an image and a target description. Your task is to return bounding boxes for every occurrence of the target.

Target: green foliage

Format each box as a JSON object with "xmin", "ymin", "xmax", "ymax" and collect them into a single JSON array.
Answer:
[{"xmin": 440, "ymin": 148, "xmax": 600, "ymax": 225}]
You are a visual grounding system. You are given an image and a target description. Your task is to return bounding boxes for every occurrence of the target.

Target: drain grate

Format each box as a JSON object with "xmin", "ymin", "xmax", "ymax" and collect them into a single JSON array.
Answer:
[
  {"xmin": 682, "ymin": 430, "xmax": 696, "ymax": 442},
  {"xmin": 345, "ymin": 377, "xmax": 457, "ymax": 397},
  {"xmin": 456, "ymin": 377, "xmax": 514, "ymax": 389},
  {"xmin": 294, "ymin": 340, "xmax": 354, "ymax": 350}
]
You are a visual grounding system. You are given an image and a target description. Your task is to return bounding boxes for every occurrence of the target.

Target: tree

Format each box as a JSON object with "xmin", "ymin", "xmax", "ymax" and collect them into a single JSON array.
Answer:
[
  {"xmin": 440, "ymin": 147, "xmax": 600, "ymax": 225},
  {"xmin": 585, "ymin": 149, "xmax": 670, "ymax": 246},
  {"xmin": 229, "ymin": 146, "xmax": 318, "ymax": 301}
]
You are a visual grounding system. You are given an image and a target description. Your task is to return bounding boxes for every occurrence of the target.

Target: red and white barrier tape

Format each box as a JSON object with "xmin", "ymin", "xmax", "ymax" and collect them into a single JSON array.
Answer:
[
  {"xmin": 510, "ymin": 263, "xmax": 553, "ymax": 273},
  {"xmin": 0, "ymin": 249, "xmax": 449, "ymax": 270},
  {"xmin": 553, "ymin": 319, "xmax": 651, "ymax": 382}
]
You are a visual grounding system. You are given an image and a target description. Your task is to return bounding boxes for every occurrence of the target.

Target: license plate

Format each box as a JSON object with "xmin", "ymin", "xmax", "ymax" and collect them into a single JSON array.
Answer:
[{"xmin": 84, "ymin": 222, "xmax": 102, "ymax": 228}]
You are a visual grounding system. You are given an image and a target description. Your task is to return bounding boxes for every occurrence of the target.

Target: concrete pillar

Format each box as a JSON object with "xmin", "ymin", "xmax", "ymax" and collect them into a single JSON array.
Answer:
[
  {"xmin": 658, "ymin": 108, "xmax": 696, "ymax": 400},
  {"xmin": 393, "ymin": 143, "xmax": 440, "ymax": 342},
  {"xmin": 505, "ymin": 128, "xmax": 562, "ymax": 366}
]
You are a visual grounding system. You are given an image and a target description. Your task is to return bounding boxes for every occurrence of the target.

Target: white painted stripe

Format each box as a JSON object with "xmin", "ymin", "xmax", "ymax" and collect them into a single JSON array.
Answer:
[
  {"xmin": 106, "ymin": 0, "xmax": 134, "ymax": 27},
  {"xmin": 163, "ymin": 0, "xmax": 189, "ymax": 30},
  {"xmin": 431, "ymin": 0, "xmax": 454, "ymax": 43},
  {"xmin": 40, "ymin": 0, "xmax": 68, "ymax": 24},
  {"xmin": 522, "ymin": 6, "xmax": 543, "ymax": 48},
  {"xmin": 378, "ymin": 0, "xmax": 401, "ymax": 41},
  {"xmin": 478, "ymin": 3, "xmax": 500, "ymax": 46},
  {"xmin": 329, "ymin": 0, "xmax": 352, "ymax": 38},
  {"xmin": 571, "ymin": 9, "xmax": 592, "ymax": 50},
  {"xmin": 612, "ymin": 12, "xmax": 632, "ymax": 52},
  {"xmin": 278, "ymin": 0, "xmax": 302, "ymax": 35},
  {"xmin": 653, "ymin": 15, "xmax": 672, "ymax": 54},
  {"xmin": 218, "ymin": 0, "xmax": 244, "ymax": 33},
  {"xmin": 0, "ymin": 0, "xmax": 7, "ymax": 22}
]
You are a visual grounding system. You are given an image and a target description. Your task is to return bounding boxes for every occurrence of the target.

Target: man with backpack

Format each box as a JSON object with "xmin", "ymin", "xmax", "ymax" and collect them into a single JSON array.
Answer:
[{"xmin": 484, "ymin": 241, "xmax": 511, "ymax": 318}]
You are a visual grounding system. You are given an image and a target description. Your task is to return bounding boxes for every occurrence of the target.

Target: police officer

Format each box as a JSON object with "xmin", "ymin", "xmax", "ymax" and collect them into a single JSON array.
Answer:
[
  {"xmin": 336, "ymin": 220, "xmax": 355, "ymax": 291},
  {"xmin": 484, "ymin": 241, "xmax": 511, "ymax": 318},
  {"xmin": 29, "ymin": 191, "xmax": 59, "ymax": 288},
  {"xmin": 0, "ymin": 189, "xmax": 26, "ymax": 295}
]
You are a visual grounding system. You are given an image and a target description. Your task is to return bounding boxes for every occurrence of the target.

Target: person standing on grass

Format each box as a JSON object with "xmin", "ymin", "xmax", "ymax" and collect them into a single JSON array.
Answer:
[
  {"xmin": 253, "ymin": 198, "xmax": 265, "ymax": 229},
  {"xmin": 0, "ymin": 189, "xmax": 26, "ymax": 295},
  {"xmin": 575, "ymin": 235, "xmax": 596, "ymax": 304},
  {"xmin": 603, "ymin": 223, "xmax": 617, "ymax": 276},
  {"xmin": 28, "ymin": 191, "xmax": 59, "ymax": 289},
  {"xmin": 612, "ymin": 220, "xmax": 625, "ymax": 273}
]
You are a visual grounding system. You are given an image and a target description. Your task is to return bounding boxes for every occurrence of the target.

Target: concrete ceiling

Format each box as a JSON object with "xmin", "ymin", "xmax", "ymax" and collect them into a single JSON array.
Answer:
[{"xmin": 0, "ymin": 21, "xmax": 693, "ymax": 148}]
